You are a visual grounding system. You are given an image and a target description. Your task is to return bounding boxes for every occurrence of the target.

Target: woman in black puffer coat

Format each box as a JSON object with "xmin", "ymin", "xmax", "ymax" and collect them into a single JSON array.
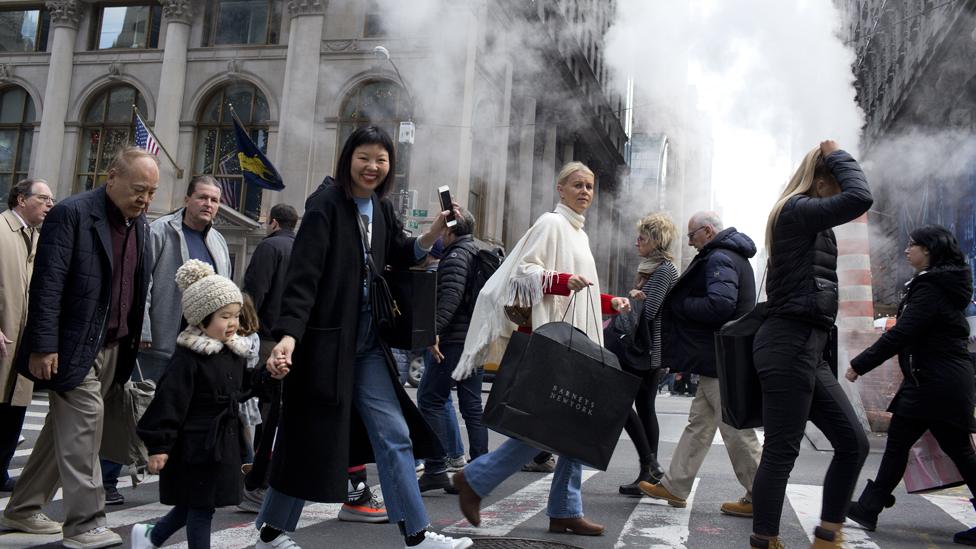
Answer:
[
  {"xmin": 846, "ymin": 225, "xmax": 976, "ymax": 546},
  {"xmin": 749, "ymin": 140, "xmax": 872, "ymax": 549}
]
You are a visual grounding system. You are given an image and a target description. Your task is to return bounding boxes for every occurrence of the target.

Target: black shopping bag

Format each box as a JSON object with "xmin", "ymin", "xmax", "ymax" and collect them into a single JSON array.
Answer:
[
  {"xmin": 714, "ymin": 303, "xmax": 766, "ymax": 429},
  {"xmin": 385, "ymin": 269, "xmax": 437, "ymax": 350},
  {"xmin": 484, "ymin": 321, "xmax": 640, "ymax": 470},
  {"xmin": 603, "ymin": 298, "xmax": 650, "ymax": 373}
]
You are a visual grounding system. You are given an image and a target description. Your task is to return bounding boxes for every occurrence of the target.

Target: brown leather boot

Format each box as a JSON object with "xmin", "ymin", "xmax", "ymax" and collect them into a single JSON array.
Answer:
[
  {"xmin": 548, "ymin": 517, "xmax": 605, "ymax": 536},
  {"xmin": 452, "ymin": 469, "xmax": 482, "ymax": 527}
]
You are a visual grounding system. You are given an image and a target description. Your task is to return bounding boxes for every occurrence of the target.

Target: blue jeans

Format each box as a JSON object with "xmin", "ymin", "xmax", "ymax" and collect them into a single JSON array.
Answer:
[
  {"xmin": 150, "ymin": 505, "xmax": 214, "ymax": 549},
  {"xmin": 257, "ymin": 308, "xmax": 430, "ymax": 535},
  {"xmin": 418, "ymin": 344, "xmax": 487, "ymax": 473},
  {"xmin": 464, "ymin": 438, "xmax": 584, "ymax": 519}
]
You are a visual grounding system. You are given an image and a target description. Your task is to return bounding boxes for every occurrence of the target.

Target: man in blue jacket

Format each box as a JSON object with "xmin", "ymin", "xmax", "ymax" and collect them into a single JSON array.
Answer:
[
  {"xmin": 1, "ymin": 147, "xmax": 158, "ymax": 549},
  {"xmin": 640, "ymin": 211, "xmax": 763, "ymax": 518}
]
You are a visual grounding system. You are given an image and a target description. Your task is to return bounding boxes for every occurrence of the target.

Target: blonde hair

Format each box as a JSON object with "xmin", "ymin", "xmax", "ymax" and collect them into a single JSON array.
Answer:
[
  {"xmin": 637, "ymin": 212, "xmax": 676, "ymax": 260},
  {"xmin": 556, "ymin": 161, "xmax": 595, "ymax": 187},
  {"xmin": 764, "ymin": 146, "xmax": 827, "ymax": 254}
]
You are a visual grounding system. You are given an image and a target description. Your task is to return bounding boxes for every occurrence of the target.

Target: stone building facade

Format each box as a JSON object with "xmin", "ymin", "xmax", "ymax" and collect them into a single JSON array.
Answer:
[{"xmin": 0, "ymin": 0, "xmax": 629, "ymax": 287}]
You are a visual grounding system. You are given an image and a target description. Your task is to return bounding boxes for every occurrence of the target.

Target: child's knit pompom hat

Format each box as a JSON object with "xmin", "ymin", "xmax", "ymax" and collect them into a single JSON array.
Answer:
[{"xmin": 175, "ymin": 259, "xmax": 242, "ymax": 327}]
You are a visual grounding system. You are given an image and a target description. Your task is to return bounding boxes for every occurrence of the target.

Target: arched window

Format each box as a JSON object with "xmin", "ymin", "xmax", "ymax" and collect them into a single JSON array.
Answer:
[
  {"xmin": 76, "ymin": 85, "xmax": 147, "ymax": 192},
  {"xmin": 192, "ymin": 82, "xmax": 270, "ymax": 220},
  {"xmin": 338, "ymin": 81, "xmax": 413, "ymax": 194},
  {"xmin": 0, "ymin": 86, "xmax": 36, "ymax": 204}
]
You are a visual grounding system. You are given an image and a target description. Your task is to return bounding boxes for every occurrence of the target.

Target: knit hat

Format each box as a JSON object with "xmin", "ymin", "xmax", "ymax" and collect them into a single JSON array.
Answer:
[{"xmin": 175, "ymin": 259, "xmax": 242, "ymax": 327}]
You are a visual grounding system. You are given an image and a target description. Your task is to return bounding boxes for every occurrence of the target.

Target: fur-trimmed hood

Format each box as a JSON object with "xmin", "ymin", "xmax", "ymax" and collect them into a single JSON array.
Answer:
[{"xmin": 176, "ymin": 326, "xmax": 251, "ymax": 357}]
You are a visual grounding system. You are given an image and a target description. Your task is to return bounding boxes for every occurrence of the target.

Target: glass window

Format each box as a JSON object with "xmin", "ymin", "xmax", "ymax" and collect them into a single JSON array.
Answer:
[
  {"xmin": 94, "ymin": 4, "xmax": 161, "ymax": 50},
  {"xmin": 205, "ymin": 0, "xmax": 280, "ymax": 46},
  {"xmin": 0, "ymin": 7, "xmax": 49, "ymax": 52},
  {"xmin": 0, "ymin": 87, "xmax": 36, "ymax": 208},
  {"xmin": 192, "ymin": 83, "xmax": 270, "ymax": 220},
  {"xmin": 75, "ymin": 86, "xmax": 147, "ymax": 193},
  {"xmin": 363, "ymin": 0, "xmax": 385, "ymax": 38},
  {"xmin": 338, "ymin": 81, "xmax": 413, "ymax": 195}
]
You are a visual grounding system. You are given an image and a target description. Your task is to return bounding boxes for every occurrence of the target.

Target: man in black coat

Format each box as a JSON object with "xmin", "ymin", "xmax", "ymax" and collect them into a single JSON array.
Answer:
[
  {"xmin": 641, "ymin": 212, "xmax": 763, "ymax": 518},
  {"xmin": 416, "ymin": 208, "xmax": 489, "ymax": 493},
  {"xmin": 1, "ymin": 147, "xmax": 158, "ymax": 548},
  {"xmin": 244, "ymin": 203, "xmax": 298, "ymax": 364}
]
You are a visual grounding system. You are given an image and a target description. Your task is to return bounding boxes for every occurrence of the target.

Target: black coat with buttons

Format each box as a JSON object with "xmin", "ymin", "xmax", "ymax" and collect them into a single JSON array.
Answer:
[
  {"xmin": 138, "ymin": 344, "xmax": 249, "ymax": 507},
  {"xmin": 15, "ymin": 186, "xmax": 150, "ymax": 391},
  {"xmin": 851, "ymin": 266, "xmax": 976, "ymax": 432}
]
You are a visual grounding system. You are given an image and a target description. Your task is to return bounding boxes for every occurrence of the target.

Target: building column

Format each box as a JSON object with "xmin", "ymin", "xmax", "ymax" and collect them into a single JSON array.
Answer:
[
  {"xmin": 153, "ymin": 0, "xmax": 193, "ymax": 212},
  {"xmin": 485, "ymin": 61, "xmax": 513, "ymax": 245},
  {"xmin": 454, "ymin": 6, "xmax": 482, "ymax": 205},
  {"xmin": 37, "ymin": 0, "xmax": 81, "ymax": 198},
  {"xmin": 275, "ymin": 0, "xmax": 326, "ymax": 214},
  {"xmin": 508, "ymin": 96, "xmax": 536, "ymax": 243}
]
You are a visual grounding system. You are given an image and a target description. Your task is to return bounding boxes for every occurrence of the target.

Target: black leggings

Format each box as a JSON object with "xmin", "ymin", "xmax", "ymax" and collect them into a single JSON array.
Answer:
[
  {"xmin": 873, "ymin": 414, "xmax": 976, "ymax": 497},
  {"xmin": 625, "ymin": 368, "xmax": 663, "ymax": 462},
  {"xmin": 751, "ymin": 317, "xmax": 869, "ymax": 536}
]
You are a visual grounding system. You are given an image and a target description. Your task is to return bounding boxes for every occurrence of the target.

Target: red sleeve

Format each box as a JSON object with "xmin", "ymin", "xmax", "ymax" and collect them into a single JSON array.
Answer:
[{"xmin": 544, "ymin": 272, "xmax": 618, "ymax": 315}]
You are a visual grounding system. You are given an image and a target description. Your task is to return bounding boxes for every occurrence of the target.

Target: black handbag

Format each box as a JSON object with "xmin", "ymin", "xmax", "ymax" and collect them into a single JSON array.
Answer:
[
  {"xmin": 714, "ymin": 301, "xmax": 767, "ymax": 429},
  {"xmin": 603, "ymin": 297, "xmax": 650, "ymax": 372},
  {"xmin": 356, "ymin": 214, "xmax": 436, "ymax": 350},
  {"xmin": 483, "ymin": 290, "xmax": 640, "ymax": 470}
]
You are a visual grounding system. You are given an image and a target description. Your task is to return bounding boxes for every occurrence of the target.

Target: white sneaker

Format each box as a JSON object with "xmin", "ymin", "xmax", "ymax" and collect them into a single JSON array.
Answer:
[
  {"xmin": 61, "ymin": 526, "xmax": 122, "ymax": 549},
  {"xmin": 255, "ymin": 533, "xmax": 302, "ymax": 549},
  {"xmin": 407, "ymin": 531, "xmax": 473, "ymax": 549},
  {"xmin": 0, "ymin": 512, "xmax": 62, "ymax": 534},
  {"xmin": 130, "ymin": 524, "xmax": 158, "ymax": 549}
]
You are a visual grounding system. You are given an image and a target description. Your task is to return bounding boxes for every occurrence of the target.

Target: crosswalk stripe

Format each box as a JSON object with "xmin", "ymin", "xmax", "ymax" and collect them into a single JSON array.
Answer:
[
  {"xmin": 0, "ymin": 473, "xmax": 159, "ymax": 509},
  {"xmin": 922, "ymin": 492, "xmax": 976, "ymax": 527},
  {"xmin": 0, "ymin": 502, "xmax": 173, "ymax": 548},
  {"xmin": 614, "ymin": 478, "xmax": 698, "ymax": 549},
  {"xmin": 19, "ymin": 424, "xmax": 41, "ymax": 432},
  {"xmin": 28, "ymin": 400, "xmax": 47, "ymax": 407},
  {"xmin": 785, "ymin": 484, "xmax": 879, "ymax": 548},
  {"xmin": 23, "ymin": 412, "xmax": 44, "ymax": 419},
  {"xmin": 443, "ymin": 470, "xmax": 600, "ymax": 537},
  {"xmin": 169, "ymin": 484, "xmax": 385, "ymax": 549}
]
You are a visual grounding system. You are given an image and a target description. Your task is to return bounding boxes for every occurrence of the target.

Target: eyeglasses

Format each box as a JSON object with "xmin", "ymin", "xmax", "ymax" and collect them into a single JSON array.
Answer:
[
  {"xmin": 31, "ymin": 194, "xmax": 54, "ymax": 204},
  {"xmin": 687, "ymin": 226, "xmax": 705, "ymax": 240}
]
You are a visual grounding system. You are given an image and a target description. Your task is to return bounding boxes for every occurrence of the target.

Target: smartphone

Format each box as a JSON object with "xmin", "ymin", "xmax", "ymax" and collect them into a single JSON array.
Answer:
[{"xmin": 438, "ymin": 185, "xmax": 457, "ymax": 227}]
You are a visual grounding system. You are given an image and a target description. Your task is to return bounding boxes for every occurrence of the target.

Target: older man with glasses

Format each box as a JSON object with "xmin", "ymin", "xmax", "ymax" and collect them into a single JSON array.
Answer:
[{"xmin": 0, "ymin": 179, "xmax": 53, "ymax": 492}]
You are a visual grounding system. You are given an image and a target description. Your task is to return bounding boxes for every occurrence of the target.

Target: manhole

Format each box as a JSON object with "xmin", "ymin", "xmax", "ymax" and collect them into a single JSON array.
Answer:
[{"xmin": 470, "ymin": 537, "xmax": 582, "ymax": 549}]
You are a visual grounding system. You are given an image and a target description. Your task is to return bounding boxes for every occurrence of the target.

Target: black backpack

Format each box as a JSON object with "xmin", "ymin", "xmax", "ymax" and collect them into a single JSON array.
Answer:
[{"xmin": 462, "ymin": 242, "xmax": 505, "ymax": 312}]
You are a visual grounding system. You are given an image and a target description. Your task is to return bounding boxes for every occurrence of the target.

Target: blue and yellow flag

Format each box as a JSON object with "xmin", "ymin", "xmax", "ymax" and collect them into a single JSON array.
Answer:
[{"xmin": 232, "ymin": 114, "xmax": 284, "ymax": 191}]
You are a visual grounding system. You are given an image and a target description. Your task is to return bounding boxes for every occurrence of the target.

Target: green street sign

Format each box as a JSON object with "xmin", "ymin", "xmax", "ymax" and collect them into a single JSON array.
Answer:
[
  {"xmin": 411, "ymin": 209, "xmax": 428, "ymax": 218},
  {"xmin": 407, "ymin": 220, "xmax": 420, "ymax": 230}
]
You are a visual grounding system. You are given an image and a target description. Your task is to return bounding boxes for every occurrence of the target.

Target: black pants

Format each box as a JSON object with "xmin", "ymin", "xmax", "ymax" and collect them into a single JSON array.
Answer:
[
  {"xmin": 874, "ymin": 414, "xmax": 976, "ymax": 497},
  {"xmin": 150, "ymin": 505, "xmax": 215, "ymax": 548},
  {"xmin": 624, "ymin": 368, "xmax": 663, "ymax": 463},
  {"xmin": 0, "ymin": 403, "xmax": 25, "ymax": 482},
  {"xmin": 751, "ymin": 317, "xmax": 868, "ymax": 536}
]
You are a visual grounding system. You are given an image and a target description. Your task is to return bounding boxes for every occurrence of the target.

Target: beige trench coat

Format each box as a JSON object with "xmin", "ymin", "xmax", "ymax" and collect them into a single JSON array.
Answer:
[{"xmin": 0, "ymin": 209, "xmax": 35, "ymax": 406}]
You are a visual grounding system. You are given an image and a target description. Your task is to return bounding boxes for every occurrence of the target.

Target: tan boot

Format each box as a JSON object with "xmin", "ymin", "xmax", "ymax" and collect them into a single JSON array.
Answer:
[
  {"xmin": 721, "ymin": 497, "xmax": 753, "ymax": 518},
  {"xmin": 638, "ymin": 481, "xmax": 687, "ymax": 508},
  {"xmin": 749, "ymin": 534, "xmax": 785, "ymax": 549},
  {"xmin": 810, "ymin": 526, "xmax": 844, "ymax": 548}
]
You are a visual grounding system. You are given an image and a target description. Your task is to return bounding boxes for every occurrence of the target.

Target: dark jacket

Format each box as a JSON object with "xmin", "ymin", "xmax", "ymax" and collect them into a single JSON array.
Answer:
[
  {"xmin": 664, "ymin": 228, "xmax": 757, "ymax": 377},
  {"xmin": 270, "ymin": 181, "xmax": 441, "ymax": 503},
  {"xmin": 15, "ymin": 186, "xmax": 151, "ymax": 391},
  {"xmin": 138, "ymin": 341, "xmax": 249, "ymax": 507},
  {"xmin": 766, "ymin": 150, "xmax": 873, "ymax": 328},
  {"xmin": 435, "ymin": 234, "xmax": 477, "ymax": 344},
  {"xmin": 851, "ymin": 266, "xmax": 976, "ymax": 432},
  {"xmin": 243, "ymin": 229, "xmax": 295, "ymax": 340}
]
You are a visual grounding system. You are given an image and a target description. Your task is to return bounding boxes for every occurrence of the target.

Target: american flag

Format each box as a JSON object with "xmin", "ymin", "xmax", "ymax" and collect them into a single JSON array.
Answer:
[
  {"xmin": 216, "ymin": 152, "xmax": 240, "ymax": 208},
  {"xmin": 133, "ymin": 112, "xmax": 160, "ymax": 155}
]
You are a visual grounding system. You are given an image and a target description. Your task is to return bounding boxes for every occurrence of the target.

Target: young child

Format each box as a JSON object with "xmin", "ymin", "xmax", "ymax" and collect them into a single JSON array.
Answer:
[{"xmin": 131, "ymin": 259, "xmax": 251, "ymax": 549}]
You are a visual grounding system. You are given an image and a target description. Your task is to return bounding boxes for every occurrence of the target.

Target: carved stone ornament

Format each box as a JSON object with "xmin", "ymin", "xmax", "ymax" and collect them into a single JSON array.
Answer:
[
  {"xmin": 45, "ymin": 0, "xmax": 83, "ymax": 28},
  {"xmin": 286, "ymin": 0, "xmax": 326, "ymax": 17},
  {"xmin": 0, "ymin": 64, "xmax": 11, "ymax": 82},
  {"xmin": 161, "ymin": 0, "xmax": 194, "ymax": 24},
  {"xmin": 323, "ymin": 39, "xmax": 358, "ymax": 52},
  {"xmin": 107, "ymin": 61, "xmax": 123, "ymax": 79},
  {"xmin": 227, "ymin": 58, "xmax": 241, "ymax": 75}
]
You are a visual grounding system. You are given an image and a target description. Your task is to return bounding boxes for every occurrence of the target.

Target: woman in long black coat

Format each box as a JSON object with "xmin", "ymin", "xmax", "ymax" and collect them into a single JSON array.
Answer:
[
  {"xmin": 846, "ymin": 225, "xmax": 976, "ymax": 545},
  {"xmin": 257, "ymin": 127, "xmax": 471, "ymax": 549}
]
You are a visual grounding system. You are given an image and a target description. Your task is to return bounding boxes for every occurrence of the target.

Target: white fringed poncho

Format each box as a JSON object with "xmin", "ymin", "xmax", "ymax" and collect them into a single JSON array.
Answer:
[{"xmin": 451, "ymin": 203, "xmax": 603, "ymax": 380}]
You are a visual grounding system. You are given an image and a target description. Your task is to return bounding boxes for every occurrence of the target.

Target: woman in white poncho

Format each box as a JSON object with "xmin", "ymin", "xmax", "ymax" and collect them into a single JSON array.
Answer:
[{"xmin": 450, "ymin": 161, "xmax": 630, "ymax": 537}]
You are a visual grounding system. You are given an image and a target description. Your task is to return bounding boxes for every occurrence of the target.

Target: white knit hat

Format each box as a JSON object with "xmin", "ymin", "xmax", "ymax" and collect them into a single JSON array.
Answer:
[{"xmin": 176, "ymin": 259, "xmax": 242, "ymax": 327}]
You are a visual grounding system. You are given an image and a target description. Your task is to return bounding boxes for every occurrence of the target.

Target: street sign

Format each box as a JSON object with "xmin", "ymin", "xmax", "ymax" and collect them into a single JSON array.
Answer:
[
  {"xmin": 407, "ymin": 220, "xmax": 420, "ymax": 230},
  {"xmin": 411, "ymin": 209, "xmax": 428, "ymax": 218}
]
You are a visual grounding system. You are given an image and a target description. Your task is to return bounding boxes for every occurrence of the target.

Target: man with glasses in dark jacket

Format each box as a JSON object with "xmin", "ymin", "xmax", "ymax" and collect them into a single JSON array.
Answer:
[
  {"xmin": 640, "ymin": 211, "xmax": 763, "ymax": 518},
  {"xmin": 417, "ymin": 208, "xmax": 489, "ymax": 493}
]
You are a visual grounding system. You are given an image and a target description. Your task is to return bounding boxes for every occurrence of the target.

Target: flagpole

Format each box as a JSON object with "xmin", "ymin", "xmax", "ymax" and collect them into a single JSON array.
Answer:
[{"xmin": 131, "ymin": 104, "xmax": 184, "ymax": 179}]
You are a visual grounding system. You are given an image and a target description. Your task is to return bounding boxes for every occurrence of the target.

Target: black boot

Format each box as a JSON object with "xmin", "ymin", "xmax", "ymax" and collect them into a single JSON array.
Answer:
[
  {"xmin": 846, "ymin": 480, "xmax": 895, "ymax": 532},
  {"xmin": 954, "ymin": 498, "xmax": 976, "ymax": 545},
  {"xmin": 619, "ymin": 455, "xmax": 665, "ymax": 496}
]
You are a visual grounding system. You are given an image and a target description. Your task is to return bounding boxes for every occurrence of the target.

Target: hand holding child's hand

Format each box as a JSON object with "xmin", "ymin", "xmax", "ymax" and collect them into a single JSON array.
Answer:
[
  {"xmin": 148, "ymin": 453, "xmax": 168, "ymax": 474},
  {"xmin": 267, "ymin": 336, "xmax": 295, "ymax": 380}
]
